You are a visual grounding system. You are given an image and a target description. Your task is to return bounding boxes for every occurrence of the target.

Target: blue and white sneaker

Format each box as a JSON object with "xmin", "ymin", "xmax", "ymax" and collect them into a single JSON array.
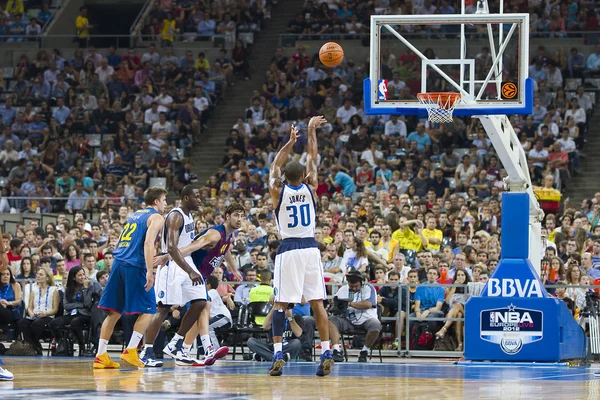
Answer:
[
  {"xmin": 140, "ymin": 347, "xmax": 163, "ymax": 367},
  {"xmin": 0, "ymin": 365, "xmax": 14, "ymax": 381},
  {"xmin": 316, "ymin": 350, "xmax": 334, "ymax": 377},
  {"xmin": 163, "ymin": 339, "xmax": 182, "ymax": 359},
  {"xmin": 269, "ymin": 351, "xmax": 285, "ymax": 376},
  {"xmin": 174, "ymin": 348, "xmax": 197, "ymax": 367}
]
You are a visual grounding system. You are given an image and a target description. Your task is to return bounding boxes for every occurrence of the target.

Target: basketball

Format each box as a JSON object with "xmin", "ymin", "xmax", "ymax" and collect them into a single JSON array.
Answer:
[{"xmin": 319, "ymin": 42, "xmax": 344, "ymax": 68}]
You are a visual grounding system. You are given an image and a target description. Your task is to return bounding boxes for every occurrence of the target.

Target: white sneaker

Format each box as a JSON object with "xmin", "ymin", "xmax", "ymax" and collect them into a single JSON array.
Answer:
[
  {"xmin": 204, "ymin": 346, "xmax": 229, "ymax": 366},
  {"xmin": 163, "ymin": 339, "xmax": 181, "ymax": 359},
  {"xmin": 139, "ymin": 347, "xmax": 163, "ymax": 367},
  {"xmin": 174, "ymin": 348, "xmax": 197, "ymax": 366},
  {"xmin": 0, "ymin": 367, "xmax": 14, "ymax": 381}
]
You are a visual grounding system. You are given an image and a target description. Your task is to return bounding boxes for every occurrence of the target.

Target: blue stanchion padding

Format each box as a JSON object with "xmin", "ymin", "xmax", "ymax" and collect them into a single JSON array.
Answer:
[
  {"xmin": 499, "ymin": 193, "xmax": 529, "ymax": 259},
  {"xmin": 464, "ymin": 192, "xmax": 586, "ymax": 362}
]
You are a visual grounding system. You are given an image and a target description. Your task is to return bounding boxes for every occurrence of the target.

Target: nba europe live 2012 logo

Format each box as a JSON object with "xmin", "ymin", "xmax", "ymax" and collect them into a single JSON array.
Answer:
[{"xmin": 480, "ymin": 304, "xmax": 543, "ymax": 355}]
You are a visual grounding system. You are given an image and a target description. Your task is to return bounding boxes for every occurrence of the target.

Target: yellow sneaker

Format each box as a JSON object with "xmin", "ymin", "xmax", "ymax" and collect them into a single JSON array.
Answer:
[
  {"xmin": 93, "ymin": 352, "xmax": 121, "ymax": 369},
  {"xmin": 120, "ymin": 347, "xmax": 145, "ymax": 368}
]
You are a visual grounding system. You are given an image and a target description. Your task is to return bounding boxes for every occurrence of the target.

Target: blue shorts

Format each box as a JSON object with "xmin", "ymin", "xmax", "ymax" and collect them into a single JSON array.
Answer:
[{"xmin": 98, "ymin": 260, "xmax": 156, "ymax": 315}]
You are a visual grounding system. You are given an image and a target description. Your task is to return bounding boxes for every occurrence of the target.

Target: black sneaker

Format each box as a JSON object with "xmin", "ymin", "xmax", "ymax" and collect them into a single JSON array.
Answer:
[
  {"xmin": 299, "ymin": 351, "xmax": 313, "ymax": 362},
  {"xmin": 358, "ymin": 350, "xmax": 368, "ymax": 362},
  {"xmin": 332, "ymin": 349, "xmax": 344, "ymax": 362}
]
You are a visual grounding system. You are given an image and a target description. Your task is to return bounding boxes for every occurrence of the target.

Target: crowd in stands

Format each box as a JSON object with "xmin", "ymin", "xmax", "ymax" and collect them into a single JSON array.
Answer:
[
  {"xmin": 136, "ymin": 0, "xmax": 270, "ymax": 45},
  {"xmin": 1, "ymin": 0, "xmax": 600, "ymax": 359},
  {"xmin": 0, "ymin": 0, "xmax": 54, "ymax": 42}
]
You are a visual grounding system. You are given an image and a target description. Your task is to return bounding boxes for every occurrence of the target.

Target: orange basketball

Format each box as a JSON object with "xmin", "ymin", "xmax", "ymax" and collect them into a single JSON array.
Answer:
[{"xmin": 319, "ymin": 42, "xmax": 344, "ymax": 68}]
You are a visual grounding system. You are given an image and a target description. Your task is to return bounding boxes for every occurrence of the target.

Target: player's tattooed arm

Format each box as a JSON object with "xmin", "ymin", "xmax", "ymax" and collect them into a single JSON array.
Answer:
[
  {"xmin": 305, "ymin": 116, "xmax": 327, "ymax": 190},
  {"xmin": 269, "ymin": 124, "xmax": 299, "ymax": 199}
]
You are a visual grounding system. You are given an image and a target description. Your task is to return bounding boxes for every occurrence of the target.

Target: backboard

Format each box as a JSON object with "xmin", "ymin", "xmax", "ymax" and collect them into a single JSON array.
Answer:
[{"xmin": 364, "ymin": 12, "xmax": 533, "ymax": 117}]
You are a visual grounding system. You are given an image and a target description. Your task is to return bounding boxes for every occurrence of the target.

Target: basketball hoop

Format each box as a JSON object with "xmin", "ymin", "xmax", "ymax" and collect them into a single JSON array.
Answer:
[{"xmin": 417, "ymin": 92, "xmax": 462, "ymax": 123}]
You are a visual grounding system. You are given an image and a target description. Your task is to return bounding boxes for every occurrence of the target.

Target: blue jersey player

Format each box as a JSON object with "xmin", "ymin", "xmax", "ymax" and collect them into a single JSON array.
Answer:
[
  {"xmin": 94, "ymin": 187, "xmax": 167, "ymax": 369},
  {"xmin": 154, "ymin": 203, "xmax": 245, "ymax": 366},
  {"xmin": 0, "ymin": 227, "xmax": 13, "ymax": 381}
]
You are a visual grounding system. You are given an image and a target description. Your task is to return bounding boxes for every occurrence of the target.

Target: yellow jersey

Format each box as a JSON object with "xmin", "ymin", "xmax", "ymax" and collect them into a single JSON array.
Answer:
[
  {"xmin": 195, "ymin": 58, "xmax": 210, "ymax": 72},
  {"xmin": 161, "ymin": 19, "xmax": 176, "ymax": 42},
  {"xmin": 422, "ymin": 228, "xmax": 443, "ymax": 251},
  {"xmin": 76, "ymin": 16, "xmax": 89, "ymax": 37},
  {"xmin": 392, "ymin": 227, "xmax": 423, "ymax": 251}
]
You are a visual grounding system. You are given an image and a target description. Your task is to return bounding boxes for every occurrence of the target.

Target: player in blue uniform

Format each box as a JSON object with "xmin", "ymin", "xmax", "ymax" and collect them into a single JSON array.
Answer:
[
  {"xmin": 94, "ymin": 187, "xmax": 167, "ymax": 369},
  {"xmin": 154, "ymin": 203, "xmax": 245, "ymax": 366},
  {"xmin": 0, "ymin": 227, "xmax": 13, "ymax": 380},
  {"xmin": 268, "ymin": 117, "xmax": 333, "ymax": 377}
]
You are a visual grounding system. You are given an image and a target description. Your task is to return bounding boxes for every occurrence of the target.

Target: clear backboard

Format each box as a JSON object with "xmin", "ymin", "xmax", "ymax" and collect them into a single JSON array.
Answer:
[{"xmin": 364, "ymin": 12, "xmax": 533, "ymax": 117}]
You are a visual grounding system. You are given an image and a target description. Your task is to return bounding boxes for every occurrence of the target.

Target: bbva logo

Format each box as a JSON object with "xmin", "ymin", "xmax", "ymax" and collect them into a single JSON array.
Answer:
[{"xmin": 487, "ymin": 279, "xmax": 544, "ymax": 298}]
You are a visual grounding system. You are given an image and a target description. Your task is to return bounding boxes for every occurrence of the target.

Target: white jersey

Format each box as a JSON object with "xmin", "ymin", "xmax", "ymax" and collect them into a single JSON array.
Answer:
[
  {"xmin": 275, "ymin": 183, "xmax": 316, "ymax": 239},
  {"xmin": 162, "ymin": 207, "xmax": 196, "ymax": 270}
]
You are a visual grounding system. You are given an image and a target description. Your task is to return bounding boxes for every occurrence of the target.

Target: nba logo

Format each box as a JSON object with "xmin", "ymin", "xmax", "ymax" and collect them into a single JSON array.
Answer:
[
  {"xmin": 490, "ymin": 312, "xmax": 495, "ymax": 323},
  {"xmin": 378, "ymin": 80, "xmax": 388, "ymax": 101}
]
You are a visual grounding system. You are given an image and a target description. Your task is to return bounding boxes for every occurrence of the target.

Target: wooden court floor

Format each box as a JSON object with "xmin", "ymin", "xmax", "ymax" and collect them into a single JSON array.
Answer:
[{"xmin": 1, "ymin": 356, "xmax": 600, "ymax": 399}]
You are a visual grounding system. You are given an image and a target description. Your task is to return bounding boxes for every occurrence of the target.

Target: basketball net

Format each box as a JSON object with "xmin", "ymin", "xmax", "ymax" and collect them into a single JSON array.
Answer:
[{"xmin": 417, "ymin": 92, "xmax": 462, "ymax": 123}]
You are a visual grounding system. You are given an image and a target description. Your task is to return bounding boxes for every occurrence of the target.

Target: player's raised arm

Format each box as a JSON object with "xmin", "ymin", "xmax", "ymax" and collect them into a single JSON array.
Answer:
[
  {"xmin": 269, "ymin": 124, "xmax": 299, "ymax": 198},
  {"xmin": 166, "ymin": 212, "xmax": 202, "ymax": 285},
  {"xmin": 306, "ymin": 116, "xmax": 327, "ymax": 190},
  {"xmin": 144, "ymin": 213, "xmax": 165, "ymax": 291}
]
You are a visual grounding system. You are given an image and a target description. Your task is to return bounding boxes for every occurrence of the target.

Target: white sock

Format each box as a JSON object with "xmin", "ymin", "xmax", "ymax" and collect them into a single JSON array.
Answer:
[
  {"xmin": 97, "ymin": 339, "xmax": 108, "ymax": 356},
  {"xmin": 127, "ymin": 331, "xmax": 143, "ymax": 349},
  {"xmin": 321, "ymin": 340, "xmax": 330, "ymax": 354},
  {"xmin": 333, "ymin": 344, "xmax": 342, "ymax": 352},
  {"xmin": 169, "ymin": 333, "xmax": 184, "ymax": 345},
  {"xmin": 143, "ymin": 343, "xmax": 152, "ymax": 350},
  {"xmin": 273, "ymin": 342, "xmax": 283, "ymax": 353},
  {"xmin": 183, "ymin": 343, "xmax": 192, "ymax": 354},
  {"xmin": 201, "ymin": 335, "xmax": 212, "ymax": 353},
  {"xmin": 362, "ymin": 345, "xmax": 370, "ymax": 352}
]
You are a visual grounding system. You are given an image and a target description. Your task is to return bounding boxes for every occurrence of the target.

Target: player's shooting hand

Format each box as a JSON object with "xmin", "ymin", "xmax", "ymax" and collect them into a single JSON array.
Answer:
[
  {"xmin": 188, "ymin": 270, "xmax": 202, "ymax": 286},
  {"xmin": 308, "ymin": 116, "xmax": 327, "ymax": 129},
  {"xmin": 145, "ymin": 270, "xmax": 155, "ymax": 291}
]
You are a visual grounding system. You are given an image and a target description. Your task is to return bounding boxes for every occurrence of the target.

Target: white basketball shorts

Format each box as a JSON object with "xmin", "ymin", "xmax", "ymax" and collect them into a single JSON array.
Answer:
[
  {"xmin": 273, "ymin": 238, "xmax": 326, "ymax": 303},
  {"xmin": 155, "ymin": 259, "xmax": 207, "ymax": 306}
]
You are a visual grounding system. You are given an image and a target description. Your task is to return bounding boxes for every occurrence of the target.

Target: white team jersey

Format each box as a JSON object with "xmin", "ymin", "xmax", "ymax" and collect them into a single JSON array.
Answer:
[
  {"xmin": 275, "ymin": 183, "xmax": 316, "ymax": 239},
  {"xmin": 162, "ymin": 207, "xmax": 196, "ymax": 269}
]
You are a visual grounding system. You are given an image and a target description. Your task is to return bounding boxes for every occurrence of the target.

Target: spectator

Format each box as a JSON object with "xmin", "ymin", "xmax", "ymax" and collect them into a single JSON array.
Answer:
[
  {"xmin": 17, "ymin": 267, "xmax": 60, "ymax": 355},
  {"xmin": 234, "ymin": 268, "xmax": 257, "ymax": 306},
  {"xmin": 49, "ymin": 266, "xmax": 101, "ymax": 356},
  {"xmin": 328, "ymin": 270, "xmax": 382, "ymax": 362},
  {"xmin": 0, "ymin": 268, "xmax": 22, "ymax": 325},
  {"xmin": 75, "ymin": 6, "xmax": 92, "ymax": 48}
]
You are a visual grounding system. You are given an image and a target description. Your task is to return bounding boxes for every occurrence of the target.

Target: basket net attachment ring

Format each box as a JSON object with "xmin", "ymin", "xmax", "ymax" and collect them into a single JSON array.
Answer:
[{"xmin": 417, "ymin": 92, "xmax": 462, "ymax": 123}]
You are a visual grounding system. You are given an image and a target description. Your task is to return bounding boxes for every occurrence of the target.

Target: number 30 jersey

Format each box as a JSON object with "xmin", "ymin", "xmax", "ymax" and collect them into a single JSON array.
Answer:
[
  {"xmin": 274, "ymin": 183, "xmax": 317, "ymax": 239},
  {"xmin": 113, "ymin": 207, "xmax": 159, "ymax": 268}
]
